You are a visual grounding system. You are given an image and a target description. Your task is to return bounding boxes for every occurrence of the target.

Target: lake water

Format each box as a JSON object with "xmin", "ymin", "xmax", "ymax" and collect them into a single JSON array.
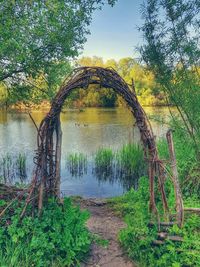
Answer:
[{"xmin": 0, "ymin": 107, "xmax": 171, "ymax": 197}]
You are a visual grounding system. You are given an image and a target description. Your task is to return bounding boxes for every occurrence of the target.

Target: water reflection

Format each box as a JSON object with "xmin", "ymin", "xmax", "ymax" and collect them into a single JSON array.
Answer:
[{"xmin": 0, "ymin": 107, "xmax": 173, "ymax": 197}]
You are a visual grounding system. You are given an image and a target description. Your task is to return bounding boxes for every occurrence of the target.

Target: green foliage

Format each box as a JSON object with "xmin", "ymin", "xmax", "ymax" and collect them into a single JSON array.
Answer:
[
  {"xmin": 66, "ymin": 56, "xmax": 164, "ymax": 108},
  {"xmin": 158, "ymin": 129, "xmax": 200, "ymax": 197},
  {"xmin": 140, "ymin": 0, "xmax": 200, "ymax": 156},
  {"xmin": 67, "ymin": 144, "xmax": 146, "ymax": 190},
  {"xmin": 110, "ymin": 177, "xmax": 200, "ymax": 267},
  {"xmin": 93, "ymin": 144, "xmax": 146, "ymax": 184},
  {"xmin": 0, "ymin": 1, "xmax": 116, "ymax": 104},
  {"xmin": 0, "ymin": 153, "xmax": 13, "ymax": 184},
  {"xmin": 8, "ymin": 62, "xmax": 72, "ymax": 105},
  {"xmin": 0, "ymin": 83, "xmax": 8, "ymax": 106},
  {"xmin": 92, "ymin": 234, "xmax": 109, "ymax": 248},
  {"xmin": 0, "ymin": 198, "xmax": 91, "ymax": 267}
]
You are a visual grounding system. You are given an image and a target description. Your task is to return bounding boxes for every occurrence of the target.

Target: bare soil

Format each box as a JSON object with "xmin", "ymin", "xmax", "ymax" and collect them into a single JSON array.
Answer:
[{"xmin": 75, "ymin": 198, "xmax": 136, "ymax": 267}]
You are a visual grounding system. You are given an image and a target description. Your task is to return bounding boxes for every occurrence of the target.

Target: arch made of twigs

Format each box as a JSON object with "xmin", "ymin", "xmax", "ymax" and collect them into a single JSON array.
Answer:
[{"xmin": 26, "ymin": 66, "xmax": 183, "ymax": 226}]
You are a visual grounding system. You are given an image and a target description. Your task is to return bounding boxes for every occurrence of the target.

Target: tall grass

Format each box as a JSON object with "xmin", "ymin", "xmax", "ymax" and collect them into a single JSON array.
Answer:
[
  {"xmin": 115, "ymin": 144, "xmax": 146, "ymax": 189},
  {"xmin": 0, "ymin": 153, "xmax": 14, "ymax": 184},
  {"xmin": 64, "ymin": 144, "xmax": 146, "ymax": 191},
  {"xmin": 66, "ymin": 153, "xmax": 87, "ymax": 177},
  {"xmin": 94, "ymin": 148, "xmax": 114, "ymax": 181},
  {"xmin": 16, "ymin": 153, "xmax": 27, "ymax": 183},
  {"xmin": 92, "ymin": 144, "xmax": 146, "ymax": 190},
  {"xmin": 0, "ymin": 153, "xmax": 27, "ymax": 184}
]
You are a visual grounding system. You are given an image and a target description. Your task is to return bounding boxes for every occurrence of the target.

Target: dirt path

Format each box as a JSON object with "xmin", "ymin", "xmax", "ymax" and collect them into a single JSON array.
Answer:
[{"xmin": 76, "ymin": 198, "xmax": 136, "ymax": 267}]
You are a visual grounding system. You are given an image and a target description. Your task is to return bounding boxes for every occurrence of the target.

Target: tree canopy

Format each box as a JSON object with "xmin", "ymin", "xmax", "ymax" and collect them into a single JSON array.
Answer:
[
  {"xmin": 140, "ymin": 0, "xmax": 200, "ymax": 155},
  {"xmin": 0, "ymin": 0, "xmax": 116, "ymax": 103},
  {"xmin": 63, "ymin": 56, "xmax": 163, "ymax": 108}
]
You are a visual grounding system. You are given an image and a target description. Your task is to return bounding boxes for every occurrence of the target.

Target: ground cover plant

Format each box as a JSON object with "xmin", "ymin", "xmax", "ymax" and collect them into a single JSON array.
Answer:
[
  {"xmin": 109, "ymin": 130, "xmax": 200, "ymax": 267},
  {"xmin": 110, "ymin": 176, "xmax": 200, "ymax": 267},
  {"xmin": 0, "ymin": 198, "xmax": 91, "ymax": 267}
]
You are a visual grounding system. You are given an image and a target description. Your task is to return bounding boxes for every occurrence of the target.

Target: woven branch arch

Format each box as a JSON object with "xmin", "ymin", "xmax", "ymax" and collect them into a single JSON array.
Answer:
[{"xmin": 30, "ymin": 66, "xmax": 183, "ymax": 225}]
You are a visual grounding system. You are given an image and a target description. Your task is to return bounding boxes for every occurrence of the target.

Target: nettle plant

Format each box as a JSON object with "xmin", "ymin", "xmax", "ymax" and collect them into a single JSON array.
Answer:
[{"xmin": 0, "ymin": 198, "xmax": 91, "ymax": 267}]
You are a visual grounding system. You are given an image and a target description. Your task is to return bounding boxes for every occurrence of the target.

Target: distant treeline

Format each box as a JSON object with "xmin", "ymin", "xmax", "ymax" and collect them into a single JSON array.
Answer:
[
  {"xmin": 0, "ymin": 57, "xmax": 165, "ymax": 108},
  {"xmin": 66, "ymin": 57, "xmax": 165, "ymax": 108}
]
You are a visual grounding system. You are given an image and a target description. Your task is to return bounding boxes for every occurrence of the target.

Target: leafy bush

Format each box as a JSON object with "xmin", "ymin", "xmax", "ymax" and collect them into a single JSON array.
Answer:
[
  {"xmin": 158, "ymin": 130, "xmax": 200, "ymax": 197},
  {"xmin": 110, "ymin": 177, "xmax": 200, "ymax": 267},
  {"xmin": 0, "ymin": 198, "xmax": 91, "ymax": 267}
]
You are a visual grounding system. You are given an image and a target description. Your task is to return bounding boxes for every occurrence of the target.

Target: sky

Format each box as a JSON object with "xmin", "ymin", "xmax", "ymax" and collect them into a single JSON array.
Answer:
[{"xmin": 81, "ymin": 0, "xmax": 144, "ymax": 61}]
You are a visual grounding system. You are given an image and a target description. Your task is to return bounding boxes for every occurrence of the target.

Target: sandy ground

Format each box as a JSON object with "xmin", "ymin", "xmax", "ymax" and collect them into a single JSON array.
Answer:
[{"xmin": 75, "ymin": 198, "xmax": 136, "ymax": 267}]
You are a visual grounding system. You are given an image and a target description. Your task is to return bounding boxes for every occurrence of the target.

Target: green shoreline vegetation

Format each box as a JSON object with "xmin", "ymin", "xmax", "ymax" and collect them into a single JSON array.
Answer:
[
  {"xmin": 0, "ymin": 0, "xmax": 199, "ymax": 266},
  {"xmin": 109, "ymin": 131, "xmax": 200, "ymax": 267},
  {"xmin": 0, "ymin": 56, "xmax": 166, "ymax": 109},
  {"xmin": 0, "ymin": 134, "xmax": 200, "ymax": 266},
  {"xmin": 0, "ymin": 198, "xmax": 91, "ymax": 267}
]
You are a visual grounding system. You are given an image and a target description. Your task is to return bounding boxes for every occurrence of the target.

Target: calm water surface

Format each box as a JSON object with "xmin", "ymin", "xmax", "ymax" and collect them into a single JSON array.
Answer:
[{"xmin": 0, "ymin": 107, "xmax": 171, "ymax": 197}]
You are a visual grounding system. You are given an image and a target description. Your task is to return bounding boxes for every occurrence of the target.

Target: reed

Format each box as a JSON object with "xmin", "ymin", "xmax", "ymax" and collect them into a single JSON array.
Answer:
[
  {"xmin": 0, "ymin": 153, "xmax": 14, "ymax": 184},
  {"xmin": 114, "ymin": 144, "xmax": 146, "ymax": 190},
  {"xmin": 94, "ymin": 148, "xmax": 114, "ymax": 181},
  {"xmin": 66, "ymin": 152, "xmax": 87, "ymax": 177},
  {"xmin": 16, "ymin": 153, "xmax": 27, "ymax": 183},
  {"xmin": 0, "ymin": 153, "xmax": 28, "ymax": 184}
]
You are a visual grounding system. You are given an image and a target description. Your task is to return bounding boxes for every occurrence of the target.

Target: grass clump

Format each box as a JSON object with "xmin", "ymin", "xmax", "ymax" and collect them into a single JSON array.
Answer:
[
  {"xmin": 116, "ymin": 144, "xmax": 146, "ymax": 189},
  {"xmin": 67, "ymin": 152, "xmax": 87, "ymax": 177},
  {"xmin": 16, "ymin": 153, "xmax": 27, "ymax": 182},
  {"xmin": 94, "ymin": 148, "xmax": 114, "ymax": 180},
  {"xmin": 0, "ymin": 152, "xmax": 28, "ymax": 185},
  {"xmin": 0, "ymin": 198, "xmax": 91, "ymax": 267},
  {"xmin": 0, "ymin": 153, "xmax": 14, "ymax": 184},
  {"xmin": 93, "ymin": 144, "xmax": 146, "ymax": 189}
]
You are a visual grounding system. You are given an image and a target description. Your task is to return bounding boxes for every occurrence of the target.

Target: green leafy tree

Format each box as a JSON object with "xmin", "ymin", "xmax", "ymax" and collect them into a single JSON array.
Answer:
[
  {"xmin": 74, "ymin": 56, "xmax": 117, "ymax": 107},
  {"xmin": 0, "ymin": 0, "xmax": 116, "ymax": 103},
  {"xmin": 140, "ymin": 0, "xmax": 200, "ymax": 155},
  {"xmin": 73, "ymin": 56, "xmax": 162, "ymax": 107}
]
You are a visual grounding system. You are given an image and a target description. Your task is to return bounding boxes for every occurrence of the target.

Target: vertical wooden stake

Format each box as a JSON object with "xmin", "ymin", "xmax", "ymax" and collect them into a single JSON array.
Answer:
[
  {"xmin": 166, "ymin": 130, "xmax": 184, "ymax": 227},
  {"xmin": 157, "ymin": 163, "xmax": 169, "ymax": 217},
  {"xmin": 38, "ymin": 150, "xmax": 46, "ymax": 215},
  {"xmin": 55, "ymin": 115, "xmax": 62, "ymax": 198},
  {"xmin": 149, "ymin": 160, "xmax": 157, "ymax": 215}
]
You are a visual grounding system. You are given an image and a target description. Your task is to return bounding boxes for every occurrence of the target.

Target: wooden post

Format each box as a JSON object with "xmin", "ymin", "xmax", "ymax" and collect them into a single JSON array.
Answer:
[
  {"xmin": 38, "ymin": 152, "xmax": 46, "ymax": 215},
  {"xmin": 157, "ymin": 163, "xmax": 169, "ymax": 216},
  {"xmin": 149, "ymin": 160, "xmax": 158, "ymax": 215},
  {"xmin": 55, "ymin": 115, "xmax": 62, "ymax": 198},
  {"xmin": 166, "ymin": 130, "xmax": 184, "ymax": 227}
]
